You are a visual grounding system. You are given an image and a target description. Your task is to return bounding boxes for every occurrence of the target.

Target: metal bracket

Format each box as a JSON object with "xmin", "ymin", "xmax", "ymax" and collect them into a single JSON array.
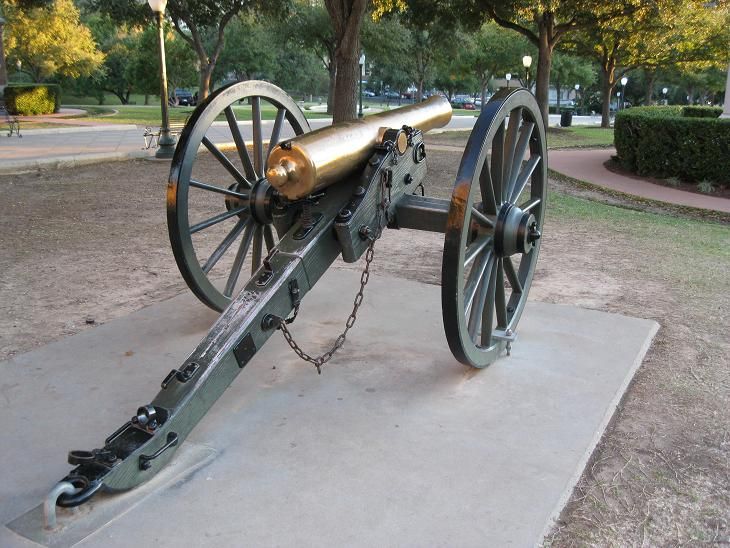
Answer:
[
  {"xmin": 161, "ymin": 362, "xmax": 200, "ymax": 389},
  {"xmin": 139, "ymin": 432, "xmax": 179, "ymax": 471}
]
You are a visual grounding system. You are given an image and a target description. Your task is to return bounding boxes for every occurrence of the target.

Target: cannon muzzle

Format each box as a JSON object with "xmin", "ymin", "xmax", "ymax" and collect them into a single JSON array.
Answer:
[{"xmin": 266, "ymin": 96, "xmax": 452, "ymax": 200}]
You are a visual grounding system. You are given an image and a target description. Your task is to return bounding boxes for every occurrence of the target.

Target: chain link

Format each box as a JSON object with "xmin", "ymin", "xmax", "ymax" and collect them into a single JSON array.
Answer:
[{"xmin": 277, "ymin": 167, "xmax": 389, "ymax": 374}]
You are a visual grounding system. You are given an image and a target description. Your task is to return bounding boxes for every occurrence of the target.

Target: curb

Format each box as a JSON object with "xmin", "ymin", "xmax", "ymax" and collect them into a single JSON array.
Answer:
[
  {"xmin": 0, "ymin": 150, "xmax": 154, "ymax": 175},
  {"xmin": 15, "ymin": 124, "xmax": 139, "ymax": 135}
]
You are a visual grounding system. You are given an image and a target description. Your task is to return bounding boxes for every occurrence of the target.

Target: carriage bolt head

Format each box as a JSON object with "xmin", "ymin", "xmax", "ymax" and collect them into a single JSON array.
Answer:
[{"xmin": 336, "ymin": 208, "xmax": 352, "ymax": 222}]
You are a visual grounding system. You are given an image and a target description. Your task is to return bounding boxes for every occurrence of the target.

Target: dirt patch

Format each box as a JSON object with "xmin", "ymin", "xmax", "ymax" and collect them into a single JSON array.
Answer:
[{"xmin": 1, "ymin": 146, "xmax": 728, "ymax": 545}]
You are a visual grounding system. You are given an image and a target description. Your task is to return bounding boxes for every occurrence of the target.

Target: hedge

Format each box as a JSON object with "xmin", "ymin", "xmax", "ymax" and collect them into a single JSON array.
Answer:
[
  {"xmin": 681, "ymin": 105, "xmax": 723, "ymax": 119},
  {"xmin": 3, "ymin": 84, "xmax": 61, "ymax": 115},
  {"xmin": 614, "ymin": 106, "xmax": 730, "ymax": 184}
]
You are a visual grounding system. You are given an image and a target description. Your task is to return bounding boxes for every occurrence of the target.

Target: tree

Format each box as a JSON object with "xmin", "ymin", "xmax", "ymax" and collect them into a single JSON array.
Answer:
[
  {"xmin": 286, "ymin": 2, "xmax": 337, "ymax": 114},
  {"xmin": 568, "ymin": 0, "xmax": 730, "ymax": 126},
  {"xmin": 549, "ymin": 52, "xmax": 595, "ymax": 110},
  {"xmin": 214, "ymin": 15, "xmax": 278, "ymax": 82},
  {"xmin": 324, "ymin": 0, "xmax": 369, "ymax": 122},
  {"xmin": 126, "ymin": 24, "xmax": 198, "ymax": 100},
  {"xmin": 461, "ymin": 21, "xmax": 533, "ymax": 108},
  {"xmin": 3, "ymin": 0, "xmax": 104, "ymax": 82},
  {"xmin": 89, "ymin": 0, "xmax": 284, "ymax": 99},
  {"xmin": 456, "ymin": 0, "xmax": 647, "ymax": 127}
]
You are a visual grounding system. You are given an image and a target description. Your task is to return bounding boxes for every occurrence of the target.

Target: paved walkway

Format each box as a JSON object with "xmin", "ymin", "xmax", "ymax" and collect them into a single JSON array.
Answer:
[{"xmin": 549, "ymin": 148, "xmax": 730, "ymax": 213}]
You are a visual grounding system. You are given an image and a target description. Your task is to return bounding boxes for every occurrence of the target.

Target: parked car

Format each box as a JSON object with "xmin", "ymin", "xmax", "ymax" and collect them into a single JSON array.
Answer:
[
  {"xmin": 451, "ymin": 100, "xmax": 476, "ymax": 110},
  {"xmin": 384, "ymin": 90, "xmax": 401, "ymax": 99},
  {"xmin": 173, "ymin": 89, "xmax": 196, "ymax": 106},
  {"xmin": 363, "ymin": 90, "xmax": 376, "ymax": 97}
]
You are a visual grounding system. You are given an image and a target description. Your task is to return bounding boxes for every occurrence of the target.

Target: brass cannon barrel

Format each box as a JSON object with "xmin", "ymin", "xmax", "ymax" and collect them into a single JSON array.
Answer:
[{"xmin": 266, "ymin": 95, "xmax": 452, "ymax": 200}]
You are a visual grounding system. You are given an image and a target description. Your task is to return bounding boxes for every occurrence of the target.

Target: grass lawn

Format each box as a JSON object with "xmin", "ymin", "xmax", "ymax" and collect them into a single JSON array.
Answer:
[
  {"xmin": 61, "ymin": 104, "xmax": 331, "ymax": 125},
  {"xmin": 425, "ymin": 126, "xmax": 615, "ymax": 150},
  {"xmin": 547, "ymin": 126, "xmax": 615, "ymax": 148}
]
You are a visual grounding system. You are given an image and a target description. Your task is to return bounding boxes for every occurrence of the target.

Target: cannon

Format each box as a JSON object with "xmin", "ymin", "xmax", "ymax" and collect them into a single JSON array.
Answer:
[{"xmin": 48, "ymin": 81, "xmax": 547, "ymax": 508}]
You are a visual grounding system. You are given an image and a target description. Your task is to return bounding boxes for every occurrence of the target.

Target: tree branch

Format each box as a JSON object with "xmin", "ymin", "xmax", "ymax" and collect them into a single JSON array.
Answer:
[{"xmin": 482, "ymin": 4, "xmax": 538, "ymax": 46}]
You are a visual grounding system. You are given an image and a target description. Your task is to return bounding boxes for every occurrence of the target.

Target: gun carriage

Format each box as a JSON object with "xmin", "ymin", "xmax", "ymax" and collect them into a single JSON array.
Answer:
[{"xmin": 48, "ymin": 81, "xmax": 547, "ymax": 510}]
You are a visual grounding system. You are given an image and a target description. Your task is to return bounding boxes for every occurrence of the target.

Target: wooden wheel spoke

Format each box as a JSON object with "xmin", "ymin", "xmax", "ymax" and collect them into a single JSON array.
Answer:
[
  {"xmin": 509, "ymin": 155, "xmax": 541, "ymax": 205},
  {"xmin": 202, "ymin": 218, "xmax": 249, "ymax": 274},
  {"xmin": 471, "ymin": 206, "xmax": 495, "ymax": 228},
  {"xmin": 224, "ymin": 223, "xmax": 255, "ymax": 297},
  {"xmin": 506, "ymin": 121, "xmax": 535, "ymax": 201},
  {"xmin": 478, "ymin": 160, "xmax": 497, "ymax": 215},
  {"xmin": 465, "ymin": 233, "xmax": 492, "ymax": 267},
  {"xmin": 251, "ymin": 225, "xmax": 263, "ymax": 275},
  {"xmin": 503, "ymin": 256, "xmax": 523, "ymax": 294},
  {"xmin": 501, "ymin": 107, "xmax": 523, "ymax": 197},
  {"xmin": 495, "ymin": 259, "xmax": 507, "ymax": 328},
  {"xmin": 491, "ymin": 125, "xmax": 505, "ymax": 205},
  {"xmin": 190, "ymin": 206, "xmax": 248, "ymax": 234},
  {"xmin": 465, "ymin": 249, "xmax": 492, "ymax": 315},
  {"xmin": 478, "ymin": 258, "xmax": 498, "ymax": 346},
  {"xmin": 224, "ymin": 106, "xmax": 256, "ymax": 182},
  {"xmin": 263, "ymin": 225, "xmax": 276, "ymax": 251},
  {"xmin": 202, "ymin": 137, "xmax": 250, "ymax": 188},
  {"xmin": 267, "ymin": 107, "xmax": 286, "ymax": 160},
  {"xmin": 251, "ymin": 96, "xmax": 265, "ymax": 177},
  {"xmin": 519, "ymin": 196, "xmax": 541, "ymax": 212},
  {"xmin": 190, "ymin": 179, "xmax": 249, "ymax": 200}
]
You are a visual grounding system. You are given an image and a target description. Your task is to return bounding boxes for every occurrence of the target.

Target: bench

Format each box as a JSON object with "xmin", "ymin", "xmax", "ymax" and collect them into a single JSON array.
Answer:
[
  {"xmin": 1, "ymin": 101, "xmax": 22, "ymax": 138},
  {"xmin": 143, "ymin": 120, "xmax": 186, "ymax": 149}
]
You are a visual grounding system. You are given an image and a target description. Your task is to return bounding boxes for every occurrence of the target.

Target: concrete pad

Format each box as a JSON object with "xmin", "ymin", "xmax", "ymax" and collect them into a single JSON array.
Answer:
[{"xmin": 0, "ymin": 269, "xmax": 657, "ymax": 547}]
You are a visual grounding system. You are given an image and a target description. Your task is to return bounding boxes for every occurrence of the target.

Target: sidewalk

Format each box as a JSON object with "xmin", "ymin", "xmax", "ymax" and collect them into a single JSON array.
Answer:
[{"xmin": 549, "ymin": 147, "xmax": 730, "ymax": 214}]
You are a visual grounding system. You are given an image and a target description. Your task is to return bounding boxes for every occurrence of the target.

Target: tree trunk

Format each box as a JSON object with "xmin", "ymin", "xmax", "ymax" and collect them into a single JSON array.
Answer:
[
  {"xmin": 644, "ymin": 70, "xmax": 656, "ymax": 105},
  {"xmin": 332, "ymin": 46, "xmax": 359, "ymax": 122},
  {"xmin": 481, "ymin": 80, "xmax": 488, "ymax": 109},
  {"xmin": 0, "ymin": 22, "xmax": 7, "ymax": 88},
  {"xmin": 600, "ymin": 63, "xmax": 615, "ymax": 128},
  {"xmin": 556, "ymin": 82, "xmax": 561, "ymax": 109},
  {"xmin": 144, "ymin": 94, "xmax": 149, "ymax": 105},
  {"xmin": 199, "ymin": 62, "xmax": 214, "ymax": 100},
  {"xmin": 327, "ymin": 62, "xmax": 336, "ymax": 115},
  {"xmin": 325, "ymin": 0, "xmax": 368, "ymax": 123},
  {"xmin": 417, "ymin": 79, "xmax": 424, "ymax": 102},
  {"xmin": 535, "ymin": 22, "xmax": 554, "ymax": 129}
]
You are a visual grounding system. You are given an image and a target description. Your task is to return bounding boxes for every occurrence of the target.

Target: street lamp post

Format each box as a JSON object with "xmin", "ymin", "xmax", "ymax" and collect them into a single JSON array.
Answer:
[
  {"xmin": 522, "ymin": 55, "xmax": 532, "ymax": 89},
  {"xmin": 662, "ymin": 87, "xmax": 668, "ymax": 105},
  {"xmin": 358, "ymin": 53, "xmax": 365, "ymax": 118},
  {"xmin": 505, "ymin": 73, "xmax": 512, "ymax": 89},
  {"xmin": 620, "ymin": 76, "xmax": 628, "ymax": 111},
  {"xmin": 574, "ymin": 83, "xmax": 580, "ymax": 111},
  {"xmin": 149, "ymin": 0, "xmax": 176, "ymax": 159}
]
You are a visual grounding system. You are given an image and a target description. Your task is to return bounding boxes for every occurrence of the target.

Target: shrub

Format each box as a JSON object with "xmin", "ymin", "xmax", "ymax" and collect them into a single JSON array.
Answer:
[
  {"xmin": 681, "ymin": 106, "xmax": 722, "ymax": 119},
  {"xmin": 614, "ymin": 106, "xmax": 730, "ymax": 184},
  {"xmin": 697, "ymin": 180, "xmax": 715, "ymax": 194},
  {"xmin": 3, "ymin": 84, "xmax": 61, "ymax": 115}
]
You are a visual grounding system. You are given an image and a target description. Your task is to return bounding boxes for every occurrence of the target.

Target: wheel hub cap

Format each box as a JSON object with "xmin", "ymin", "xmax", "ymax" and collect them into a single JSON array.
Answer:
[{"xmin": 494, "ymin": 203, "xmax": 539, "ymax": 257}]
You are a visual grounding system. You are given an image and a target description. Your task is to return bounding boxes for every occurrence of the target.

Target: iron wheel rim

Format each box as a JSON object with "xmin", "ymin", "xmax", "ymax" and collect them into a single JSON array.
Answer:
[
  {"xmin": 168, "ymin": 81, "xmax": 310, "ymax": 311},
  {"xmin": 442, "ymin": 88, "xmax": 547, "ymax": 368}
]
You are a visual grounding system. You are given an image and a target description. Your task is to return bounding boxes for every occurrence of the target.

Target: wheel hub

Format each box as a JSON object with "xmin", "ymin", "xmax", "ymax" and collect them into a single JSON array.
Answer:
[
  {"xmin": 224, "ymin": 180, "xmax": 275, "ymax": 224},
  {"xmin": 249, "ymin": 179, "xmax": 275, "ymax": 224},
  {"xmin": 493, "ymin": 203, "xmax": 540, "ymax": 257}
]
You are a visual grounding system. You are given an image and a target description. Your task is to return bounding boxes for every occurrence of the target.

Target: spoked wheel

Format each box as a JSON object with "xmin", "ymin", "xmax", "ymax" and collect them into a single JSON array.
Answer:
[
  {"xmin": 168, "ymin": 81, "xmax": 311, "ymax": 311},
  {"xmin": 442, "ymin": 88, "xmax": 547, "ymax": 368}
]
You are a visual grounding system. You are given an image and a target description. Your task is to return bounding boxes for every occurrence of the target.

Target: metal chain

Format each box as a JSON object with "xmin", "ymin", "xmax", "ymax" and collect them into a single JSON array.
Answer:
[{"xmin": 277, "ymin": 168, "xmax": 389, "ymax": 374}]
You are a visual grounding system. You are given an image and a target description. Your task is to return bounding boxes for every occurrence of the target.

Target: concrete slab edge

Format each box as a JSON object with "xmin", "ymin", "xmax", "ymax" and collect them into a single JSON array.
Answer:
[
  {"xmin": 0, "ymin": 151, "xmax": 153, "ymax": 175},
  {"xmin": 538, "ymin": 319, "xmax": 660, "ymax": 546},
  {"xmin": 16, "ymin": 125, "xmax": 138, "ymax": 135}
]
